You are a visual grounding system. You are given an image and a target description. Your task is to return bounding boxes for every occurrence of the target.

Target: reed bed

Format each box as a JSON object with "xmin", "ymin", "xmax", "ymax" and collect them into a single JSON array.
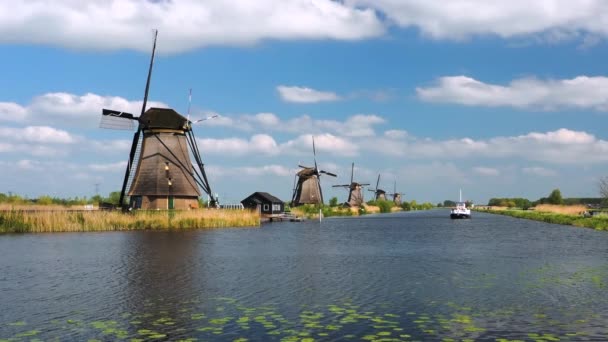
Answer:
[
  {"xmin": 0, "ymin": 209, "xmax": 260, "ymax": 233},
  {"xmin": 533, "ymin": 204, "xmax": 588, "ymax": 215}
]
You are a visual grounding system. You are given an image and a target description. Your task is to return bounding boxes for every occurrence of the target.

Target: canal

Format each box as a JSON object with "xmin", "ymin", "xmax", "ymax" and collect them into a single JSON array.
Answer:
[{"xmin": 1, "ymin": 210, "xmax": 607, "ymax": 341}]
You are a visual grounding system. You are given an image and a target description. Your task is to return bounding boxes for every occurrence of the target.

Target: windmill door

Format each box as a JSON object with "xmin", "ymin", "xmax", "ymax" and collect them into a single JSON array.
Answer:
[{"xmin": 168, "ymin": 196, "xmax": 175, "ymax": 210}]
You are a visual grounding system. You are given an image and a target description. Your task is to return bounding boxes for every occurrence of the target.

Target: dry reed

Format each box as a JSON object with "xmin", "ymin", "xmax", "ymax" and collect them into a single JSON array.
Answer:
[
  {"xmin": 533, "ymin": 204, "xmax": 588, "ymax": 215},
  {"xmin": 0, "ymin": 209, "xmax": 260, "ymax": 233}
]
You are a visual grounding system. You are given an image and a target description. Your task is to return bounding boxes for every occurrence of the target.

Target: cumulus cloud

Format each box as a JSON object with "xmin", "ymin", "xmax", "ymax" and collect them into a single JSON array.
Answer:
[
  {"xmin": 197, "ymin": 134, "xmax": 280, "ymax": 156},
  {"xmin": 362, "ymin": 128, "xmax": 608, "ymax": 165},
  {"xmin": 349, "ymin": 0, "xmax": 608, "ymax": 42},
  {"xmin": 417, "ymin": 75, "xmax": 608, "ymax": 111},
  {"xmin": 384, "ymin": 129, "xmax": 409, "ymax": 139},
  {"xmin": 522, "ymin": 167, "xmax": 558, "ymax": 177},
  {"xmin": 0, "ymin": 0, "xmax": 384, "ymax": 53},
  {"xmin": 200, "ymin": 111, "xmax": 385, "ymax": 137},
  {"xmin": 0, "ymin": 92, "xmax": 168, "ymax": 128},
  {"xmin": 277, "ymin": 85, "xmax": 341, "ymax": 103},
  {"xmin": 473, "ymin": 166, "xmax": 500, "ymax": 176},
  {"xmin": 0, "ymin": 126, "xmax": 76, "ymax": 144},
  {"xmin": 282, "ymin": 133, "xmax": 359, "ymax": 157},
  {"xmin": 88, "ymin": 161, "xmax": 128, "ymax": 172}
]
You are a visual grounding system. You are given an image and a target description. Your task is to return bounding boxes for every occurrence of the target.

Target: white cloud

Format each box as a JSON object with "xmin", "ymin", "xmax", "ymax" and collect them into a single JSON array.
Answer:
[
  {"xmin": 282, "ymin": 133, "xmax": 359, "ymax": 157},
  {"xmin": 0, "ymin": 0, "xmax": 384, "ymax": 53},
  {"xmin": 522, "ymin": 167, "xmax": 558, "ymax": 177},
  {"xmin": 202, "ymin": 112, "xmax": 385, "ymax": 137},
  {"xmin": 349, "ymin": 0, "xmax": 608, "ymax": 42},
  {"xmin": 277, "ymin": 85, "xmax": 341, "ymax": 103},
  {"xmin": 362, "ymin": 128, "xmax": 608, "ymax": 165},
  {"xmin": 417, "ymin": 75, "xmax": 608, "ymax": 111},
  {"xmin": 384, "ymin": 129, "xmax": 409, "ymax": 139},
  {"xmin": 473, "ymin": 166, "xmax": 500, "ymax": 176},
  {"xmin": 0, "ymin": 92, "xmax": 168, "ymax": 128},
  {"xmin": 88, "ymin": 161, "xmax": 128, "ymax": 172},
  {"xmin": 0, "ymin": 126, "xmax": 76, "ymax": 144},
  {"xmin": 197, "ymin": 134, "xmax": 279, "ymax": 156}
]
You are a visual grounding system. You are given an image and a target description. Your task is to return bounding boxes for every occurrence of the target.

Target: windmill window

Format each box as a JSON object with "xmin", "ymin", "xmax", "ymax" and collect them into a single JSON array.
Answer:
[
  {"xmin": 263, "ymin": 204, "xmax": 269, "ymax": 211},
  {"xmin": 272, "ymin": 204, "xmax": 281, "ymax": 211},
  {"xmin": 164, "ymin": 162, "xmax": 169, "ymax": 171}
]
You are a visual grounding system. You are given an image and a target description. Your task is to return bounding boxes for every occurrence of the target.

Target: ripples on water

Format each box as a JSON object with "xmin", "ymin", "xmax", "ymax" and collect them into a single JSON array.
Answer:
[{"xmin": 1, "ymin": 210, "xmax": 608, "ymax": 341}]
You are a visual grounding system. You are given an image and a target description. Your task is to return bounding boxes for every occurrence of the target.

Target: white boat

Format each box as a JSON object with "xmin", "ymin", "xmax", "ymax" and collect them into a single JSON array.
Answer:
[{"xmin": 450, "ymin": 189, "xmax": 471, "ymax": 219}]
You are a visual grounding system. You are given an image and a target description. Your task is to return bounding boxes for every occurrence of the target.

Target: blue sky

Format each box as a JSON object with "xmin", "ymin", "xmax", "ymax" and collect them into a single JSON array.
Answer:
[{"xmin": 1, "ymin": 0, "xmax": 608, "ymax": 205}]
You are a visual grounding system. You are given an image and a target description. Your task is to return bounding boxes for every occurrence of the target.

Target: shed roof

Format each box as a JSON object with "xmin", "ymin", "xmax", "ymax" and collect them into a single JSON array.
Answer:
[{"xmin": 242, "ymin": 192, "xmax": 284, "ymax": 204}]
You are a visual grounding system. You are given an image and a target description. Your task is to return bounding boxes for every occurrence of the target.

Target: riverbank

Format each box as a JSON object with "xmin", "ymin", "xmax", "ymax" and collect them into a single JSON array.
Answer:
[
  {"xmin": 475, "ymin": 206, "xmax": 608, "ymax": 230},
  {"xmin": 0, "ymin": 209, "xmax": 260, "ymax": 233}
]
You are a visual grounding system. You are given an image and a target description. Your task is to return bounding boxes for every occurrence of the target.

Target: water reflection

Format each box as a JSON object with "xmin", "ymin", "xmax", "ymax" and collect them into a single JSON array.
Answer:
[{"xmin": 1, "ymin": 211, "xmax": 608, "ymax": 341}]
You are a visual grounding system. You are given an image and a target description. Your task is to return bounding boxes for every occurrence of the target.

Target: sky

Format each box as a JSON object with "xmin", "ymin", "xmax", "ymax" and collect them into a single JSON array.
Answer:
[{"xmin": 1, "ymin": 0, "xmax": 608, "ymax": 205}]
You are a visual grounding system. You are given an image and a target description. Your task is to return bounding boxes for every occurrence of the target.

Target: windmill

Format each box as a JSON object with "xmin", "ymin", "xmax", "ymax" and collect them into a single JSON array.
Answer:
[
  {"xmin": 99, "ymin": 30, "xmax": 216, "ymax": 210},
  {"xmin": 333, "ymin": 163, "xmax": 370, "ymax": 207},
  {"xmin": 368, "ymin": 174, "xmax": 387, "ymax": 201},
  {"xmin": 387, "ymin": 180, "xmax": 404, "ymax": 205},
  {"xmin": 291, "ymin": 137, "xmax": 337, "ymax": 206}
]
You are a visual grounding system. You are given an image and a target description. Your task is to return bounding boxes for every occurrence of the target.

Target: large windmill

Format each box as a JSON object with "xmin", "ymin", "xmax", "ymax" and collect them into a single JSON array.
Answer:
[
  {"xmin": 387, "ymin": 181, "xmax": 404, "ymax": 206},
  {"xmin": 368, "ymin": 174, "xmax": 386, "ymax": 201},
  {"xmin": 291, "ymin": 137, "xmax": 337, "ymax": 206},
  {"xmin": 333, "ymin": 163, "xmax": 370, "ymax": 207},
  {"xmin": 99, "ymin": 30, "xmax": 216, "ymax": 210}
]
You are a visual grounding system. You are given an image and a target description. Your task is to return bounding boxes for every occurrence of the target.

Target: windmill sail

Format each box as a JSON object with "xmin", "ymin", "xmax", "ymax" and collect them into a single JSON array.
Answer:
[
  {"xmin": 368, "ymin": 174, "xmax": 386, "ymax": 200},
  {"xmin": 291, "ymin": 136, "xmax": 336, "ymax": 206},
  {"xmin": 333, "ymin": 162, "xmax": 370, "ymax": 207},
  {"xmin": 387, "ymin": 180, "xmax": 404, "ymax": 205},
  {"xmin": 100, "ymin": 30, "xmax": 218, "ymax": 210}
]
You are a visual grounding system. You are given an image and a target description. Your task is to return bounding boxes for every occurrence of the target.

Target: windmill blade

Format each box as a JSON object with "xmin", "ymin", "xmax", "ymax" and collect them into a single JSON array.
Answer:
[
  {"xmin": 360, "ymin": 183, "xmax": 371, "ymax": 186},
  {"xmin": 333, "ymin": 184, "xmax": 350, "ymax": 188},
  {"xmin": 192, "ymin": 114, "xmax": 219, "ymax": 124},
  {"xmin": 376, "ymin": 174, "xmax": 381, "ymax": 191},
  {"xmin": 140, "ymin": 29, "xmax": 158, "ymax": 118},
  {"xmin": 100, "ymin": 109, "xmax": 138, "ymax": 130},
  {"xmin": 320, "ymin": 170, "xmax": 337, "ymax": 177},
  {"xmin": 298, "ymin": 164, "xmax": 313, "ymax": 169},
  {"xmin": 312, "ymin": 136, "xmax": 318, "ymax": 172},
  {"xmin": 350, "ymin": 162, "xmax": 354, "ymax": 184}
]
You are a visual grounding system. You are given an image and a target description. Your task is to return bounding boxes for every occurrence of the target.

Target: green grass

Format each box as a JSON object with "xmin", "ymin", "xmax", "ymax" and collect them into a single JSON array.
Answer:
[{"xmin": 476, "ymin": 209, "xmax": 608, "ymax": 230}]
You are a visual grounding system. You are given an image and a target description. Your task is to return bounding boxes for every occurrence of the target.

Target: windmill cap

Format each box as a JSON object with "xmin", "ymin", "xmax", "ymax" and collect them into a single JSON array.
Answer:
[{"xmin": 140, "ymin": 107, "xmax": 188, "ymax": 130}]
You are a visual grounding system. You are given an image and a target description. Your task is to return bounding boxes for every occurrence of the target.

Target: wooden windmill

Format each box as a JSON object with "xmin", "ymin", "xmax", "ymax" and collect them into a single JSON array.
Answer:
[
  {"xmin": 387, "ymin": 181, "xmax": 404, "ymax": 206},
  {"xmin": 333, "ymin": 163, "xmax": 370, "ymax": 207},
  {"xmin": 291, "ymin": 137, "xmax": 337, "ymax": 206},
  {"xmin": 368, "ymin": 174, "xmax": 386, "ymax": 201},
  {"xmin": 99, "ymin": 30, "xmax": 216, "ymax": 210}
]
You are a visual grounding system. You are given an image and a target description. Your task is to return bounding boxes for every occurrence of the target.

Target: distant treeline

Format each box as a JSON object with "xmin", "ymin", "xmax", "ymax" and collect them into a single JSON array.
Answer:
[
  {"xmin": 0, "ymin": 192, "xmax": 122, "ymax": 206},
  {"xmin": 487, "ymin": 197, "xmax": 605, "ymax": 208}
]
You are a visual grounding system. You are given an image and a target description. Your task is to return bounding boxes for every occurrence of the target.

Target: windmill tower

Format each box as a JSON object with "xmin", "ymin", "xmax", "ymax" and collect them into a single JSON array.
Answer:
[
  {"xmin": 333, "ymin": 163, "xmax": 370, "ymax": 207},
  {"xmin": 387, "ymin": 180, "xmax": 404, "ymax": 206},
  {"xmin": 99, "ymin": 30, "xmax": 216, "ymax": 210},
  {"xmin": 368, "ymin": 174, "xmax": 386, "ymax": 201},
  {"xmin": 291, "ymin": 137, "xmax": 337, "ymax": 206}
]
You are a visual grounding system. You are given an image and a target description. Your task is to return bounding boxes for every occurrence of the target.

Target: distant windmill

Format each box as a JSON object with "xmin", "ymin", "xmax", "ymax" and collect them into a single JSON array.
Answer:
[
  {"xmin": 368, "ymin": 174, "xmax": 387, "ymax": 201},
  {"xmin": 99, "ymin": 30, "xmax": 216, "ymax": 210},
  {"xmin": 291, "ymin": 137, "xmax": 337, "ymax": 206},
  {"xmin": 333, "ymin": 163, "xmax": 370, "ymax": 207},
  {"xmin": 387, "ymin": 180, "xmax": 404, "ymax": 206}
]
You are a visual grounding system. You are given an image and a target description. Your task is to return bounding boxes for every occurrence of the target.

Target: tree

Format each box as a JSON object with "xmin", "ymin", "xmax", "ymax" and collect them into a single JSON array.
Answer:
[
  {"xmin": 107, "ymin": 191, "xmax": 122, "ymax": 205},
  {"xmin": 328, "ymin": 197, "xmax": 338, "ymax": 207},
  {"xmin": 443, "ymin": 200, "xmax": 456, "ymax": 207},
  {"xmin": 600, "ymin": 177, "xmax": 608, "ymax": 202},
  {"xmin": 547, "ymin": 188, "xmax": 564, "ymax": 205}
]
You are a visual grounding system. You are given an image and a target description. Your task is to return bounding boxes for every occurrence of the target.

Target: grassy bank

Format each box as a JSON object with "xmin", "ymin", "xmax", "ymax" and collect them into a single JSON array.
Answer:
[
  {"xmin": 0, "ymin": 209, "xmax": 260, "ymax": 233},
  {"xmin": 476, "ymin": 207, "xmax": 608, "ymax": 231}
]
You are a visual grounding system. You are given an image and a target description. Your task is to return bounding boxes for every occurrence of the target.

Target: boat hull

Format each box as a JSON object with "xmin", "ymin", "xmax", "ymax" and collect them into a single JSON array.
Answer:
[{"xmin": 450, "ymin": 213, "xmax": 471, "ymax": 219}]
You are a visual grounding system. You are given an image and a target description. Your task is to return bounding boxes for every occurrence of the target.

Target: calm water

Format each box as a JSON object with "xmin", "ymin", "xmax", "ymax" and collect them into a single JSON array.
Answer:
[{"xmin": 2, "ymin": 210, "xmax": 608, "ymax": 341}]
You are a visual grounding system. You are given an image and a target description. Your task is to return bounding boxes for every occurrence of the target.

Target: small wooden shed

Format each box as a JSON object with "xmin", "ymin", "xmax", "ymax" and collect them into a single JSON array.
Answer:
[{"xmin": 241, "ymin": 192, "xmax": 285, "ymax": 215}]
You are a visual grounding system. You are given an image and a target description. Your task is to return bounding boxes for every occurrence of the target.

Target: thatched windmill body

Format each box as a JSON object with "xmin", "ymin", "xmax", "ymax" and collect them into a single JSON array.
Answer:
[
  {"xmin": 333, "ymin": 163, "xmax": 370, "ymax": 207},
  {"xmin": 387, "ymin": 181, "xmax": 404, "ymax": 206},
  {"xmin": 100, "ymin": 30, "xmax": 216, "ymax": 210},
  {"xmin": 368, "ymin": 174, "xmax": 386, "ymax": 201},
  {"xmin": 291, "ymin": 137, "xmax": 337, "ymax": 206}
]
